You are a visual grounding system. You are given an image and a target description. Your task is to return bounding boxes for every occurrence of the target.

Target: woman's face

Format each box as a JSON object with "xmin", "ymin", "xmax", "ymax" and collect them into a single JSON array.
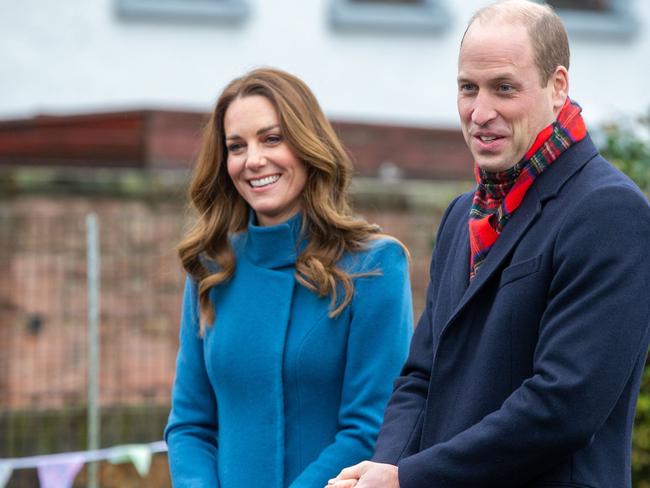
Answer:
[{"xmin": 224, "ymin": 95, "xmax": 308, "ymax": 227}]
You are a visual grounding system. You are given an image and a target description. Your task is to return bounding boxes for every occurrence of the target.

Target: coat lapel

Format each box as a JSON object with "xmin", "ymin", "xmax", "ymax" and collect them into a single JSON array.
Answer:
[
  {"xmin": 442, "ymin": 187, "xmax": 542, "ymax": 334},
  {"xmin": 447, "ymin": 211, "xmax": 471, "ymax": 310},
  {"xmin": 438, "ymin": 135, "xmax": 599, "ymax": 338}
]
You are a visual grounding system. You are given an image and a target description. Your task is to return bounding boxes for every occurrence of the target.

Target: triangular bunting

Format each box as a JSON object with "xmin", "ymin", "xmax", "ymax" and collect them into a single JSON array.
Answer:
[
  {"xmin": 0, "ymin": 462, "xmax": 12, "ymax": 488},
  {"xmin": 109, "ymin": 444, "xmax": 152, "ymax": 477},
  {"xmin": 37, "ymin": 454, "xmax": 85, "ymax": 488}
]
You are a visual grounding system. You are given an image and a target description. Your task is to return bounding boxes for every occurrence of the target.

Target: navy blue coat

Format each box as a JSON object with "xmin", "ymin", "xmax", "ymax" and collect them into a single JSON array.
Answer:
[{"xmin": 373, "ymin": 135, "xmax": 650, "ymax": 487}]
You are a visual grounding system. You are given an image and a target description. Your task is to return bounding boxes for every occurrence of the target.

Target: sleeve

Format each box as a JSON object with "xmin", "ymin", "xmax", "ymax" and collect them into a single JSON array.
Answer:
[
  {"xmin": 288, "ymin": 239, "xmax": 413, "ymax": 487},
  {"xmin": 164, "ymin": 277, "xmax": 220, "ymax": 487},
  {"xmin": 372, "ymin": 194, "xmax": 462, "ymax": 465},
  {"xmin": 397, "ymin": 185, "xmax": 650, "ymax": 487}
]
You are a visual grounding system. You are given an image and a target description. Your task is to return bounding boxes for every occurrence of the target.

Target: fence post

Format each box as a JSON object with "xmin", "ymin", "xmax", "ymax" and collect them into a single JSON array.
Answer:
[{"xmin": 86, "ymin": 214, "xmax": 100, "ymax": 488}]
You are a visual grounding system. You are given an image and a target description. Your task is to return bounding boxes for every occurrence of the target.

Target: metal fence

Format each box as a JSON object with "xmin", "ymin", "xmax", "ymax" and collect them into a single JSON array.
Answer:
[
  {"xmin": 0, "ymin": 198, "xmax": 186, "ymax": 486},
  {"xmin": 0, "ymin": 188, "xmax": 444, "ymax": 487}
]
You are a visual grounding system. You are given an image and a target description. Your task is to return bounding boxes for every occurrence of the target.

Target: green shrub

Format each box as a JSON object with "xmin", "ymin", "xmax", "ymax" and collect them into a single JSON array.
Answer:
[
  {"xmin": 635, "ymin": 366, "xmax": 650, "ymax": 486},
  {"xmin": 600, "ymin": 116, "xmax": 650, "ymax": 193}
]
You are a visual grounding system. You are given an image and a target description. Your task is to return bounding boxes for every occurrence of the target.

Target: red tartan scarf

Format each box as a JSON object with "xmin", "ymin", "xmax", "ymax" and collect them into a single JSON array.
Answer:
[{"xmin": 468, "ymin": 98, "xmax": 587, "ymax": 280}]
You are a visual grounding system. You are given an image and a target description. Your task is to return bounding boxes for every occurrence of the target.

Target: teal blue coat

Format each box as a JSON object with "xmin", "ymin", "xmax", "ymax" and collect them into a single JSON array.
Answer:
[{"xmin": 165, "ymin": 213, "xmax": 412, "ymax": 487}]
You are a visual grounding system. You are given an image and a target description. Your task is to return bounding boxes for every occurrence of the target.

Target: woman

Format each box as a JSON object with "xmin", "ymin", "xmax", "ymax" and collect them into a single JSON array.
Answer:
[{"xmin": 164, "ymin": 67, "xmax": 412, "ymax": 487}]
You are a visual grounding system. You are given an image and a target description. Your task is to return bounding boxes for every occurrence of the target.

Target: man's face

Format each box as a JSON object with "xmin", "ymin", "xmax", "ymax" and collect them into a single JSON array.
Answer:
[{"xmin": 457, "ymin": 21, "xmax": 559, "ymax": 172}]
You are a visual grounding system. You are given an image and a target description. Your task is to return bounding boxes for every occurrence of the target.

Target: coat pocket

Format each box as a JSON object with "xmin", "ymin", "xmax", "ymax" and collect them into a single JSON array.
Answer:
[{"xmin": 500, "ymin": 254, "xmax": 542, "ymax": 287}]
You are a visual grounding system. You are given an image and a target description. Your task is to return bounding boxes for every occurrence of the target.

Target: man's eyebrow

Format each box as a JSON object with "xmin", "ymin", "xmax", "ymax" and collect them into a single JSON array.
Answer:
[
  {"xmin": 225, "ymin": 124, "xmax": 280, "ymax": 141},
  {"xmin": 491, "ymin": 75, "xmax": 517, "ymax": 83},
  {"xmin": 457, "ymin": 74, "xmax": 517, "ymax": 84}
]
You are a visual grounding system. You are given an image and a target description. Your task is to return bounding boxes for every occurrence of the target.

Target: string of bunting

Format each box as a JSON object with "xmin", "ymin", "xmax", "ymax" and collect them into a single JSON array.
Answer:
[{"xmin": 0, "ymin": 441, "xmax": 167, "ymax": 488}]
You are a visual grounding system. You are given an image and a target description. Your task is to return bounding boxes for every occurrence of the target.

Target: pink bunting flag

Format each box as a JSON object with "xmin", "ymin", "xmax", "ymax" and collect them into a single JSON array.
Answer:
[{"xmin": 37, "ymin": 454, "xmax": 85, "ymax": 488}]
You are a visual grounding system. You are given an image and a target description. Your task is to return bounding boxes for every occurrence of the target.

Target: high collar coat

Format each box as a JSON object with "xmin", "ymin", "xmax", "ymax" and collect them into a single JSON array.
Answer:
[
  {"xmin": 165, "ymin": 214, "xmax": 412, "ymax": 487},
  {"xmin": 373, "ymin": 135, "xmax": 650, "ymax": 488}
]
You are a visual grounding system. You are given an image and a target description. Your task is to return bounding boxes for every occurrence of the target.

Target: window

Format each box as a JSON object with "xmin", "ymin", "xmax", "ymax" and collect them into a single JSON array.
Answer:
[
  {"xmin": 116, "ymin": 0, "xmax": 248, "ymax": 23},
  {"xmin": 542, "ymin": 0, "xmax": 636, "ymax": 38},
  {"xmin": 351, "ymin": 0, "xmax": 422, "ymax": 4},
  {"xmin": 547, "ymin": 0, "xmax": 611, "ymax": 12},
  {"xmin": 329, "ymin": 0, "xmax": 449, "ymax": 33}
]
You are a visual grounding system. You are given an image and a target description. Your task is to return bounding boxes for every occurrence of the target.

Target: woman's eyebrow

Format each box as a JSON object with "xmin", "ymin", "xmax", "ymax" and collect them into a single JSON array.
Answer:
[
  {"xmin": 226, "ymin": 124, "xmax": 280, "ymax": 141},
  {"xmin": 256, "ymin": 124, "xmax": 280, "ymax": 135}
]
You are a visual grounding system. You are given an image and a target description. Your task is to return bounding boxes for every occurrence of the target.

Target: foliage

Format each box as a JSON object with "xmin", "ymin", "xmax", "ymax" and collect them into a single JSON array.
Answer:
[
  {"xmin": 599, "ymin": 115, "xmax": 650, "ymax": 193},
  {"xmin": 634, "ymin": 366, "xmax": 650, "ymax": 486}
]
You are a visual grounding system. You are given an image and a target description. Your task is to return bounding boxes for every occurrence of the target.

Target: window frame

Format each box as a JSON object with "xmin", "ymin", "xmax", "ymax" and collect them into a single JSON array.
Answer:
[
  {"xmin": 329, "ymin": 0, "xmax": 450, "ymax": 33},
  {"xmin": 540, "ymin": 0, "xmax": 637, "ymax": 38},
  {"xmin": 115, "ymin": 0, "xmax": 249, "ymax": 23}
]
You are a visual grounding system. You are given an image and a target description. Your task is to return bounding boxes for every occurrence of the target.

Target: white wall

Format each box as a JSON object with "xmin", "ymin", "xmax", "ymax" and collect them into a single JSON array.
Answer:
[{"xmin": 1, "ymin": 0, "xmax": 648, "ymax": 129}]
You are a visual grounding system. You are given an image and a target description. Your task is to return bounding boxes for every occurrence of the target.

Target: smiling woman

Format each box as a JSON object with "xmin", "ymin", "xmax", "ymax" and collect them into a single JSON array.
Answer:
[
  {"xmin": 224, "ymin": 95, "xmax": 308, "ymax": 227},
  {"xmin": 164, "ymin": 67, "xmax": 413, "ymax": 488}
]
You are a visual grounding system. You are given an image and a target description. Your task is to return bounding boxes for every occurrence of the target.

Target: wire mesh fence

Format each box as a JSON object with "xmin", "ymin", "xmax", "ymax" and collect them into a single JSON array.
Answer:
[
  {"xmin": 0, "ymin": 197, "xmax": 186, "ymax": 486},
  {"xmin": 0, "ymin": 191, "xmax": 441, "ymax": 487}
]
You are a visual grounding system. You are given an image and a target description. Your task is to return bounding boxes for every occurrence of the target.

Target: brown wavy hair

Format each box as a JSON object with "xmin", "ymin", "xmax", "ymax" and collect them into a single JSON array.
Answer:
[{"xmin": 178, "ymin": 67, "xmax": 401, "ymax": 335}]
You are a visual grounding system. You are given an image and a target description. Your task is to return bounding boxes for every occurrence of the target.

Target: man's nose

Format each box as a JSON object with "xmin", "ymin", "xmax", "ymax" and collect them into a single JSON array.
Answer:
[{"xmin": 471, "ymin": 93, "xmax": 497, "ymax": 126}]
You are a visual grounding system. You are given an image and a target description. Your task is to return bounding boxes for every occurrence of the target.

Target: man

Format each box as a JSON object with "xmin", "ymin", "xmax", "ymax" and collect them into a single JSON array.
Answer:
[{"xmin": 329, "ymin": 1, "xmax": 650, "ymax": 487}]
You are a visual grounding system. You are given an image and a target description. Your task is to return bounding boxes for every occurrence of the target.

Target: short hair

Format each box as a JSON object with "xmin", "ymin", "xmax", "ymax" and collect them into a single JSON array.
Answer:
[{"xmin": 463, "ymin": 0, "xmax": 570, "ymax": 86}]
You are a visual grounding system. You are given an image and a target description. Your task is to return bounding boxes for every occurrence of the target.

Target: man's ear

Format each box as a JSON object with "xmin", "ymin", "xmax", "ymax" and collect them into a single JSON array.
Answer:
[{"xmin": 550, "ymin": 66, "xmax": 569, "ymax": 112}]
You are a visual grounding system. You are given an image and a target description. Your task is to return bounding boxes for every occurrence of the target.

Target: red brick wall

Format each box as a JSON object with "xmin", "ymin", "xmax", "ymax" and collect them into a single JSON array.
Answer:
[
  {"xmin": 0, "ymin": 197, "xmax": 184, "ymax": 409},
  {"xmin": 0, "ymin": 194, "xmax": 449, "ymax": 411},
  {"xmin": 0, "ymin": 110, "xmax": 473, "ymax": 180}
]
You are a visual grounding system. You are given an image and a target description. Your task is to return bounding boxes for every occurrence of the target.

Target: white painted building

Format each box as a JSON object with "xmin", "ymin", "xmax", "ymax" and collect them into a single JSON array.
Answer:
[{"xmin": 1, "ymin": 0, "xmax": 647, "ymax": 130}]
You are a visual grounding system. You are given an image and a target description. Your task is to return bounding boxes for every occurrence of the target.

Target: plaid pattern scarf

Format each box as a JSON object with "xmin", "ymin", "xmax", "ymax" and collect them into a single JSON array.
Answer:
[{"xmin": 468, "ymin": 98, "xmax": 587, "ymax": 280}]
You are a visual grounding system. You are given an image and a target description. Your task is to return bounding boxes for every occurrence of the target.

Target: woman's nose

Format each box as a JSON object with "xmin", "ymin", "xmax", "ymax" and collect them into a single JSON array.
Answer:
[{"xmin": 245, "ymin": 145, "xmax": 267, "ymax": 170}]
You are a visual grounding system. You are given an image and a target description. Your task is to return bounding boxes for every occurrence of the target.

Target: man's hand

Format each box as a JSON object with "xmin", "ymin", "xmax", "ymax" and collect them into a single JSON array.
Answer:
[{"xmin": 326, "ymin": 461, "xmax": 399, "ymax": 488}]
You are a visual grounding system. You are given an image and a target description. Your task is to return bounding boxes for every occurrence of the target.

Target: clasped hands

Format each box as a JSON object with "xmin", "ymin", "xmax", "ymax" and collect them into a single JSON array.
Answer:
[{"xmin": 325, "ymin": 461, "xmax": 399, "ymax": 488}]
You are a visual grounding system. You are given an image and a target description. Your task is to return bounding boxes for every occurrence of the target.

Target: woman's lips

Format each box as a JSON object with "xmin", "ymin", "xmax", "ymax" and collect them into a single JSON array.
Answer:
[{"xmin": 249, "ymin": 174, "xmax": 281, "ymax": 189}]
